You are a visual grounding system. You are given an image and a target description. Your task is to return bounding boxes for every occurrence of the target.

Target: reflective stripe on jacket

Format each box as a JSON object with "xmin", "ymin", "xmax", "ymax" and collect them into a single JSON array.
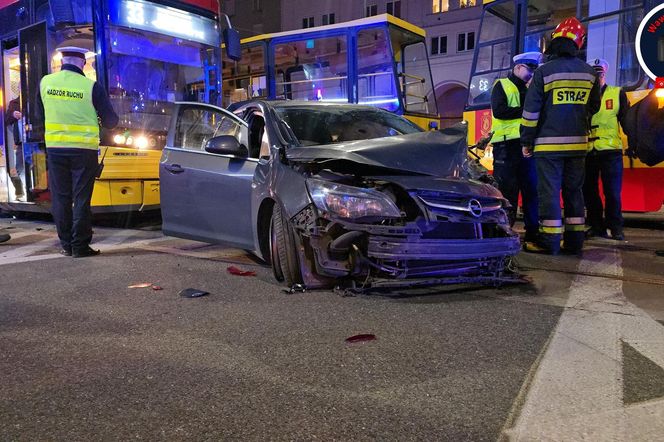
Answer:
[
  {"xmin": 491, "ymin": 78, "xmax": 521, "ymax": 143},
  {"xmin": 520, "ymin": 55, "xmax": 601, "ymax": 156},
  {"xmin": 40, "ymin": 70, "xmax": 99, "ymax": 150},
  {"xmin": 589, "ymin": 85, "xmax": 622, "ymax": 151}
]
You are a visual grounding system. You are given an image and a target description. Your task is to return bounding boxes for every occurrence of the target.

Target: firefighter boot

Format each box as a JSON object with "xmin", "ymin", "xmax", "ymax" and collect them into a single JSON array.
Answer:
[{"xmin": 562, "ymin": 231, "xmax": 584, "ymax": 255}]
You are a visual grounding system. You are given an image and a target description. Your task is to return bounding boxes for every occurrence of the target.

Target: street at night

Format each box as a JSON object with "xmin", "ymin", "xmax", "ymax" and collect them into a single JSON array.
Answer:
[{"xmin": 1, "ymin": 215, "xmax": 663, "ymax": 440}]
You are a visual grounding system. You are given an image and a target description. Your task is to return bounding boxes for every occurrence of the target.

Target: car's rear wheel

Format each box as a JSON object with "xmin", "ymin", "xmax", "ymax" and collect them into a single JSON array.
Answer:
[{"xmin": 270, "ymin": 204, "xmax": 303, "ymax": 286}]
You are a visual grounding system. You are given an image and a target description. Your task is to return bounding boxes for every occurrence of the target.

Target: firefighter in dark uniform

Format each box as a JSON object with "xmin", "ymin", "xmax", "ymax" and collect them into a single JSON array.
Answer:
[
  {"xmin": 521, "ymin": 18, "xmax": 601, "ymax": 255},
  {"xmin": 490, "ymin": 51, "xmax": 542, "ymax": 243},
  {"xmin": 583, "ymin": 58, "xmax": 630, "ymax": 241},
  {"xmin": 37, "ymin": 47, "xmax": 118, "ymax": 257}
]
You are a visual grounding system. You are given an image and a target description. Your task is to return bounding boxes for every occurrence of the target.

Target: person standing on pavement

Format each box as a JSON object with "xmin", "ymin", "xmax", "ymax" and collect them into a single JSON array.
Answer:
[
  {"xmin": 583, "ymin": 59, "xmax": 630, "ymax": 241},
  {"xmin": 36, "ymin": 47, "xmax": 118, "ymax": 257},
  {"xmin": 5, "ymin": 96, "xmax": 25, "ymax": 200},
  {"xmin": 520, "ymin": 17, "xmax": 601, "ymax": 255},
  {"xmin": 490, "ymin": 51, "xmax": 543, "ymax": 243}
]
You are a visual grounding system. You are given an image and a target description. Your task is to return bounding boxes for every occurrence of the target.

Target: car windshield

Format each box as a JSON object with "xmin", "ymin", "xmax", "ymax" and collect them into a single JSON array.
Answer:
[{"xmin": 274, "ymin": 105, "xmax": 422, "ymax": 146}]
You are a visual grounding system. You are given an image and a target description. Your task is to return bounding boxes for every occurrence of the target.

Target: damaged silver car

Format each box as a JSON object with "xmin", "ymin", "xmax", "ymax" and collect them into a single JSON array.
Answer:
[{"xmin": 159, "ymin": 101, "xmax": 521, "ymax": 289}]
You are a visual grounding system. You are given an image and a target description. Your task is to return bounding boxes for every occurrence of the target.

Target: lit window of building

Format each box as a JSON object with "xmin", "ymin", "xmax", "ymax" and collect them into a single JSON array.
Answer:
[{"xmin": 432, "ymin": 0, "xmax": 449, "ymax": 14}]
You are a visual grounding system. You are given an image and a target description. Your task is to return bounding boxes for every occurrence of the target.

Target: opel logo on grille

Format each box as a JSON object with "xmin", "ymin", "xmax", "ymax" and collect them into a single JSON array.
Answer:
[{"xmin": 468, "ymin": 199, "xmax": 483, "ymax": 217}]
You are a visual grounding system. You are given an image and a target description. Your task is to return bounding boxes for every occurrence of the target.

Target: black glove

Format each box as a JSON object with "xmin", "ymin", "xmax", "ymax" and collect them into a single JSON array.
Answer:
[{"xmin": 625, "ymin": 147, "xmax": 638, "ymax": 159}]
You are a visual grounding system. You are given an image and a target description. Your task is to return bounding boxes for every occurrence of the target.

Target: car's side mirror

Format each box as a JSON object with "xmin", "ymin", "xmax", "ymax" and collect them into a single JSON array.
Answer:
[{"xmin": 205, "ymin": 135, "xmax": 248, "ymax": 157}]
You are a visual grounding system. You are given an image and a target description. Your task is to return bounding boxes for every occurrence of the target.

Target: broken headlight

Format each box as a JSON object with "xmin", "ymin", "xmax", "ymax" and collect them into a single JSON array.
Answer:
[{"xmin": 306, "ymin": 179, "xmax": 401, "ymax": 220}]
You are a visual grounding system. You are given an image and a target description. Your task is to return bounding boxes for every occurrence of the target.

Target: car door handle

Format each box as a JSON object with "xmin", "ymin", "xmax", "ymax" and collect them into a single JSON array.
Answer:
[{"xmin": 165, "ymin": 164, "xmax": 184, "ymax": 174}]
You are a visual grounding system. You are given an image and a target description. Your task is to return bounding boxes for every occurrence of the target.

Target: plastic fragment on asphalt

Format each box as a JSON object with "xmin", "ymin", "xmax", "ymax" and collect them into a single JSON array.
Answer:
[
  {"xmin": 151, "ymin": 285, "xmax": 163, "ymax": 291},
  {"xmin": 345, "ymin": 334, "xmax": 377, "ymax": 343},
  {"xmin": 283, "ymin": 283, "xmax": 306, "ymax": 294},
  {"xmin": 128, "ymin": 282, "xmax": 153, "ymax": 288},
  {"xmin": 179, "ymin": 288, "xmax": 209, "ymax": 298},
  {"xmin": 227, "ymin": 266, "xmax": 256, "ymax": 276}
]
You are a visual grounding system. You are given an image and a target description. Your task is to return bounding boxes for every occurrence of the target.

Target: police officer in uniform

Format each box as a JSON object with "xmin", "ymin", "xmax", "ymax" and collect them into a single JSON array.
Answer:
[
  {"xmin": 521, "ymin": 18, "xmax": 601, "ymax": 255},
  {"xmin": 490, "ymin": 51, "xmax": 542, "ymax": 242},
  {"xmin": 583, "ymin": 58, "xmax": 629, "ymax": 241},
  {"xmin": 37, "ymin": 47, "xmax": 118, "ymax": 257}
]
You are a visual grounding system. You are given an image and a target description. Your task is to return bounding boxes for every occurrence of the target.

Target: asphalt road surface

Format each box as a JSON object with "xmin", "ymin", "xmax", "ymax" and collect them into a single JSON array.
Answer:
[{"xmin": 1, "ymin": 215, "xmax": 663, "ymax": 440}]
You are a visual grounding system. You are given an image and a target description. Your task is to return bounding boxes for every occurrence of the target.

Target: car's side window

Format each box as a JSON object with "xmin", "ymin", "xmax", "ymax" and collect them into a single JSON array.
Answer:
[{"xmin": 173, "ymin": 107, "xmax": 242, "ymax": 151}]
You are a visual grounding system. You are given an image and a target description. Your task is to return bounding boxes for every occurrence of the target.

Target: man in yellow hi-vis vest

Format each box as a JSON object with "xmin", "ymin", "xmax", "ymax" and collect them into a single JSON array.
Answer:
[
  {"xmin": 583, "ymin": 58, "xmax": 630, "ymax": 241},
  {"xmin": 37, "ymin": 47, "xmax": 118, "ymax": 257},
  {"xmin": 490, "ymin": 51, "xmax": 542, "ymax": 243}
]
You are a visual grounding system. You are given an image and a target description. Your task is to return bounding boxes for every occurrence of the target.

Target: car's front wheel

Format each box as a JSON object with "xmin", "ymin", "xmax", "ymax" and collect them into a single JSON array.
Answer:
[{"xmin": 270, "ymin": 204, "xmax": 303, "ymax": 286}]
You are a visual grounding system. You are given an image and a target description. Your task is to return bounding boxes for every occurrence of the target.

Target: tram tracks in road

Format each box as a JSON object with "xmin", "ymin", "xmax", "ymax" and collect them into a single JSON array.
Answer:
[{"xmin": 518, "ymin": 265, "xmax": 664, "ymax": 287}]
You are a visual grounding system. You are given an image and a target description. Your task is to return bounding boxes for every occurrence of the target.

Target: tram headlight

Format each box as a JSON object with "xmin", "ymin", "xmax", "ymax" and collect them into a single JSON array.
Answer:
[
  {"xmin": 125, "ymin": 136, "xmax": 134, "ymax": 146},
  {"xmin": 113, "ymin": 134, "xmax": 126, "ymax": 145},
  {"xmin": 135, "ymin": 136, "xmax": 149, "ymax": 149}
]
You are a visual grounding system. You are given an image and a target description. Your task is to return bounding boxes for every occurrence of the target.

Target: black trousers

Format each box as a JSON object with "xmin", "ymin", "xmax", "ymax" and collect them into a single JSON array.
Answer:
[
  {"xmin": 493, "ymin": 139, "xmax": 539, "ymax": 240},
  {"xmin": 535, "ymin": 155, "xmax": 586, "ymax": 253},
  {"xmin": 47, "ymin": 149, "xmax": 98, "ymax": 253},
  {"xmin": 583, "ymin": 149, "xmax": 623, "ymax": 234}
]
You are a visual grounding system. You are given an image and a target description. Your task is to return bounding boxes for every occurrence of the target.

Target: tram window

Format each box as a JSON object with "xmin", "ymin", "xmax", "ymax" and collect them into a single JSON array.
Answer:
[
  {"xmin": 475, "ymin": 41, "xmax": 512, "ymax": 73},
  {"xmin": 274, "ymin": 36, "xmax": 348, "ymax": 102},
  {"xmin": 468, "ymin": 70, "xmax": 510, "ymax": 108},
  {"xmin": 584, "ymin": 8, "xmax": 643, "ymax": 88},
  {"xmin": 478, "ymin": 3, "xmax": 515, "ymax": 43},
  {"xmin": 357, "ymin": 28, "xmax": 399, "ymax": 112},
  {"xmin": 222, "ymin": 44, "xmax": 266, "ymax": 107},
  {"xmin": 526, "ymin": 0, "xmax": 577, "ymax": 34}
]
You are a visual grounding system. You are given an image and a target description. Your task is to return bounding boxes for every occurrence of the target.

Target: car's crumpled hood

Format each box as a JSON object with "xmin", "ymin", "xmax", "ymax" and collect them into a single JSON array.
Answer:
[
  {"xmin": 369, "ymin": 175, "xmax": 504, "ymax": 199},
  {"xmin": 286, "ymin": 125, "xmax": 468, "ymax": 177}
]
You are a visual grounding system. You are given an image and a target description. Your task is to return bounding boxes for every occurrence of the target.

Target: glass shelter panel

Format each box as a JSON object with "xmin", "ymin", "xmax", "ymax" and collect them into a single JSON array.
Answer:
[
  {"xmin": 274, "ymin": 35, "xmax": 348, "ymax": 102},
  {"xmin": 357, "ymin": 27, "xmax": 399, "ymax": 112}
]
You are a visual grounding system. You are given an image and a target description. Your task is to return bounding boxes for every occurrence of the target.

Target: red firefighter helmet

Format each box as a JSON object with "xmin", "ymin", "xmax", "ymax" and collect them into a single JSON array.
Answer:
[{"xmin": 551, "ymin": 17, "xmax": 587, "ymax": 49}]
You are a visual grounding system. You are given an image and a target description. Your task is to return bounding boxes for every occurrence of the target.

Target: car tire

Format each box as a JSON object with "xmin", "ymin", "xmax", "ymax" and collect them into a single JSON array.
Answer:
[{"xmin": 270, "ymin": 204, "xmax": 303, "ymax": 286}]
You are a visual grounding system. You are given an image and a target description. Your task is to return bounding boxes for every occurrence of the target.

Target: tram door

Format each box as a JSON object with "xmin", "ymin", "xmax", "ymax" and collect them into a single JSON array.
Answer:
[
  {"xmin": 1, "ymin": 44, "xmax": 21, "ymax": 203},
  {"xmin": 18, "ymin": 21, "xmax": 49, "ymax": 202}
]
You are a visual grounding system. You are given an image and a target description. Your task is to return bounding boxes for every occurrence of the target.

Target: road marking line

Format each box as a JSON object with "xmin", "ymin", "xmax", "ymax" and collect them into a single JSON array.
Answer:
[
  {"xmin": 505, "ymin": 248, "xmax": 664, "ymax": 440},
  {"xmin": 0, "ymin": 237, "xmax": 60, "ymax": 259},
  {"xmin": 0, "ymin": 252, "xmax": 65, "ymax": 265},
  {"xmin": 93, "ymin": 229, "xmax": 141, "ymax": 247},
  {"xmin": 0, "ymin": 230, "xmax": 45, "ymax": 241}
]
